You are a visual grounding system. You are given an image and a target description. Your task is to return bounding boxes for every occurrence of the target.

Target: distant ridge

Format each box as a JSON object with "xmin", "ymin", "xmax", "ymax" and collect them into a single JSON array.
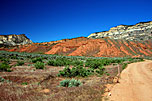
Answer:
[
  {"xmin": 0, "ymin": 34, "xmax": 32, "ymax": 47},
  {"xmin": 88, "ymin": 21, "xmax": 152, "ymax": 41}
]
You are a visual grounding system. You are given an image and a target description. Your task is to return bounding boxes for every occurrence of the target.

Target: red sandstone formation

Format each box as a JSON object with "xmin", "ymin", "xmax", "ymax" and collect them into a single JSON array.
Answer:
[
  {"xmin": 0, "ymin": 37, "xmax": 152, "ymax": 57},
  {"xmin": 45, "ymin": 37, "xmax": 152, "ymax": 57}
]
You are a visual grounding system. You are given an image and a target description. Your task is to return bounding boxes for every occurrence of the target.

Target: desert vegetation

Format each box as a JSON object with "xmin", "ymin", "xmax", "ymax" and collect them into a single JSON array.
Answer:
[
  {"xmin": 0, "ymin": 51, "xmax": 144, "ymax": 101},
  {"xmin": 59, "ymin": 79, "xmax": 82, "ymax": 87}
]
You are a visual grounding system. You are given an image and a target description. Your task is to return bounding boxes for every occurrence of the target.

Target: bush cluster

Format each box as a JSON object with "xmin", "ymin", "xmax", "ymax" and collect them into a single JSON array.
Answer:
[
  {"xmin": 128, "ymin": 58, "xmax": 144, "ymax": 63},
  {"xmin": 34, "ymin": 61, "xmax": 45, "ymax": 69},
  {"xmin": 122, "ymin": 63, "xmax": 128, "ymax": 70},
  {"xmin": 95, "ymin": 66, "xmax": 105, "ymax": 75},
  {"xmin": 85, "ymin": 58, "xmax": 125, "ymax": 69},
  {"xmin": 58, "ymin": 65, "xmax": 94, "ymax": 77},
  {"xmin": 10, "ymin": 55, "xmax": 18, "ymax": 59},
  {"xmin": 0, "ymin": 62, "xmax": 11, "ymax": 72},
  {"xmin": 72, "ymin": 60, "xmax": 83, "ymax": 66},
  {"xmin": 47, "ymin": 58, "xmax": 84, "ymax": 67},
  {"xmin": 16, "ymin": 61, "xmax": 24, "ymax": 66},
  {"xmin": 32, "ymin": 57, "xmax": 43, "ymax": 63},
  {"xmin": 85, "ymin": 59, "xmax": 103, "ymax": 69},
  {"xmin": 59, "ymin": 79, "xmax": 82, "ymax": 87},
  {"xmin": 0, "ymin": 58, "xmax": 10, "ymax": 64},
  {"xmin": 47, "ymin": 58, "xmax": 71, "ymax": 66}
]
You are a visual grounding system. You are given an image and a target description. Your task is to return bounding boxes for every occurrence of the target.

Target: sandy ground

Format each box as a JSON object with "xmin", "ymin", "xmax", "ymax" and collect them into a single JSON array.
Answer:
[{"xmin": 109, "ymin": 60, "xmax": 152, "ymax": 101}]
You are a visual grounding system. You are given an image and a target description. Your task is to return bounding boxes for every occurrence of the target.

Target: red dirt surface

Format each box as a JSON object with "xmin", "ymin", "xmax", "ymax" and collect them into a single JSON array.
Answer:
[{"xmin": 1, "ymin": 37, "xmax": 152, "ymax": 57}]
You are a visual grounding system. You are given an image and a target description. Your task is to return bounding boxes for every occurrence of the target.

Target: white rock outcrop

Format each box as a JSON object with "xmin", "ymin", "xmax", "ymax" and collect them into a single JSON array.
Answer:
[
  {"xmin": 88, "ymin": 21, "xmax": 152, "ymax": 41},
  {"xmin": 0, "ymin": 34, "xmax": 32, "ymax": 46}
]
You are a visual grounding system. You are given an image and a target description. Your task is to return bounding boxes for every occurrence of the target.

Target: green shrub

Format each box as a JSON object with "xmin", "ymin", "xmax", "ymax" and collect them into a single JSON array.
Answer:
[
  {"xmin": 85, "ymin": 59, "xmax": 103, "ymax": 69},
  {"xmin": 122, "ymin": 63, "xmax": 128, "ymax": 70},
  {"xmin": 47, "ymin": 58, "xmax": 84, "ymax": 67},
  {"xmin": 0, "ymin": 62, "xmax": 11, "ymax": 72},
  {"xmin": 0, "ymin": 76, "xmax": 5, "ymax": 82},
  {"xmin": 32, "ymin": 57, "xmax": 42, "ymax": 63},
  {"xmin": 71, "ymin": 66, "xmax": 87, "ymax": 77},
  {"xmin": 58, "ymin": 66, "xmax": 71, "ymax": 77},
  {"xmin": 59, "ymin": 79, "xmax": 82, "ymax": 87},
  {"xmin": 110, "ymin": 59, "xmax": 124, "ymax": 64},
  {"xmin": 28, "ymin": 64, "xmax": 31, "ymax": 66},
  {"xmin": 106, "ymin": 73, "xmax": 110, "ymax": 76},
  {"xmin": 68, "ymin": 79, "xmax": 82, "ymax": 87},
  {"xmin": 0, "ymin": 58, "xmax": 10, "ymax": 64},
  {"xmin": 10, "ymin": 56, "xmax": 17, "ymax": 59},
  {"xmin": 128, "ymin": 58, "xmax": 144, "ymax": 63},
  {"xmin": 6, "ymin": 69, "xmax": 12, "ymax": 72},
  {"xmin": 21, "ymin": 82, "xmax": 28, "ymax": 85},
  {"xmin": 72, "ymin": 60, "xmax": 83, "ymax": 66},
  {"xmin": 47, "ymin": 58, "xmax": 71, "ymax": 66},
  {"xmin": 95, "ymin": 66, "xmax": 105, "ymax": 75},
  {"xmin": 34, "ymin": 62, "xmax": 45, "ymax": 69},
  {"xmin": 85, "ymin": 58, "xmax": 126, "ymax": 69},
  {"xmin": 73, "ymin": 65, "xmax": 94, "ymax": 77},
  {"xmin": 58, "ymin": 65, "xmax": 94, "ymax": 77},
  {"xmin": 59, "ymin": 79, "xmax": 70, "ymax": 87},
  {"xmin": 16, "ymin": 61, "xmax": 24, "ymax": 66},
  {"xmin": 47, "ymin": 60, "xmax": 55, "ymax": 66},
  {"xmin": 52, "ymin": 59, "xmax": 65, "ymax": 66}
]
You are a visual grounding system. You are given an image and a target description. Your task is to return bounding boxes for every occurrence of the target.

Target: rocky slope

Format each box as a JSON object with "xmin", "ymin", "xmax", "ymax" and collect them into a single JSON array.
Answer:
[
  {"xmin": 2, "ymin": 37, "xmax": 151, "ymax": 57},
  {"xmin": 45, "ymin": 38, "xmax": 152, "ymax": 57},
  {"xmin": 0, "ymin": 34, "xmax": 32, "ymax": 47},
  {"xmin": 88, "ymin": 21, "xmax": 152, "ymax": 41}
]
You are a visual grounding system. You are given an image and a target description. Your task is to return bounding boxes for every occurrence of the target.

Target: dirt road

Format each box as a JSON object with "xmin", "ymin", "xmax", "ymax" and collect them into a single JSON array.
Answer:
[{"xmin": 109, "ymin": 60, "xmax": 152, "ymax": 101}]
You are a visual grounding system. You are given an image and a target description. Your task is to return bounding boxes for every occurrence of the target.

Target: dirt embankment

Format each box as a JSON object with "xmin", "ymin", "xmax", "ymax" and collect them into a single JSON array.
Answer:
[{"xmin": 109, "ymin": 60, "xmax": 152, "ymax": 101}]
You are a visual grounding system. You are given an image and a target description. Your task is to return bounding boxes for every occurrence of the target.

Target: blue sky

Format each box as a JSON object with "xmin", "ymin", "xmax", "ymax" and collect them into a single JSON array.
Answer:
[{"xmin": 0, "ymin": 0, "xmax": 152, "ymax": 42}]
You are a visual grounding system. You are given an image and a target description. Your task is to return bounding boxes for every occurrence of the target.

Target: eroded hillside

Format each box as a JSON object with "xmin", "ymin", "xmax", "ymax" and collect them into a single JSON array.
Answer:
[{"xmin": 1, "ymin": 37, "xmax": 151, "ymax": 57}]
